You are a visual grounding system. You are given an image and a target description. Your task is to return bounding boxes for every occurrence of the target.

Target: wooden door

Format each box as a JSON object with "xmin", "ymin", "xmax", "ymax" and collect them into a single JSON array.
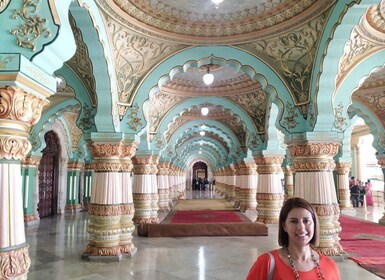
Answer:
[{"xmin": 38, "ymin": 131, "xmax": 60, "ymax": 218}]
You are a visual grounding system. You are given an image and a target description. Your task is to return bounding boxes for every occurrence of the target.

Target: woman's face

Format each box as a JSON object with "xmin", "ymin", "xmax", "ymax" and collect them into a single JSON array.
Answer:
[{"xmin": 283, "ymin": 207, "xmax": 314, "ymax": 247}]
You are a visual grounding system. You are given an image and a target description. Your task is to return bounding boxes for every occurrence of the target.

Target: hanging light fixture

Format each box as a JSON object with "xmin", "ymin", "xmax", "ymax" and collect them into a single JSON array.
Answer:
[
  {"xmin": 203, "ymin": 65, "xmax": 214, "ymax": 85},
  {"xmin": 211, "ymin": 0, "xmax": 224, "ymax": 8},
  {"xmin": 199, "ymin": 131, "xmax": 205, "ymax": 136},
  {"xmin": 201, "ymin": 107, "xmax": 209, "ymax": 116}
]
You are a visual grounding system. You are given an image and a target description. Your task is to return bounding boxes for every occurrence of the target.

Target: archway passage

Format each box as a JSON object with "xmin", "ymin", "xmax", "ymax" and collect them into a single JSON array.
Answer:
[
  {"xmin": 38, "ymin": 131, "xmax": 61, "ymax": 218},
  {"xmin": 192, "ymin": 161, "xmax": 208, "ymax": 190}
]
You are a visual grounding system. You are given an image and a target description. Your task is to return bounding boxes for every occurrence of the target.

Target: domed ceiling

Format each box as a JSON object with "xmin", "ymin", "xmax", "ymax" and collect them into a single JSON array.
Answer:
[{"xmin": 105, "ymin": 0, "xmax": 330, "ymax": 44}]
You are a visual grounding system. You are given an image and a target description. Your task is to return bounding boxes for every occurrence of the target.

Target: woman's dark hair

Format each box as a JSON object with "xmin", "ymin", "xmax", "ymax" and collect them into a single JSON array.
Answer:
[{"xmin": 278, "ymin": 197, "xmax": 320, "ymax": 247}]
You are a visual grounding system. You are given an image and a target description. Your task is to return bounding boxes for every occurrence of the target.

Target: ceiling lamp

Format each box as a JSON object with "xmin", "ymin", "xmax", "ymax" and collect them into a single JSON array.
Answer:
[
  {"xmin": 201, "ymin": 107, "xmax": 209, "ymax": 116},
  {"xmin": 203, "ymin": 65, "xmax": 214, "ymax": 85},
  {"xmin": 211, "ymin": 0, "xmax": 224, "ymax": 8},
  {"xmin": 199, "ymin": 131, "xmax": 205, "ymax": 136},
  {"xmin": 201, "ymin": 124, "xmax": 207, "ymax": 129}
]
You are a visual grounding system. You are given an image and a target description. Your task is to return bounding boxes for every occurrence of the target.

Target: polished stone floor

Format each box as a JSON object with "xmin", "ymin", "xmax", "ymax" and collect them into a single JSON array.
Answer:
[{"xmin": 25, "ymin": 191, "xmax": 385, "ymax": 280}]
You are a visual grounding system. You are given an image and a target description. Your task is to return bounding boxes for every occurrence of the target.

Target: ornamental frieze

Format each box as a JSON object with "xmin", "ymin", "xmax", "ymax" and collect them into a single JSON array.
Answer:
[
  {"xmin": 257, "ymin": 166, "xmax": 282, "ymax": 174},
  {"xmin": 85, "ymin": 245, "xmax": 121, "ymax": 256},
  {"xmin": 92, "ymin": 161, "xmax": 123, "ymax": 172},
  {"xmin": 89, "ymin": 144, "xmax": 120, "ymax": 158},
  {"xmin": 292, "ymin": 160, "xmax": 336, "ymax": 172},
  {"xmin": 88, "ymin": 204, "xmax": 134, "ymax": 216},
  {"xmin": 257, "ymin": 193, "xmax": 284, "ymax": 200},
  {"xmin": 67, "ymin": 161, "xmax": 84, "ymax": 170},
  {"xmin": 0, "ymin": 245, "xmax": 31, "ymax": 279},
  {"xmin": 132, "ymin": 156, "xmax": 151, "ymax": 165},
  {"xmin": 254, "ymin": 155, "xmax": 284, "ymax": 166},
  {"xmin": 132, "ymin": 165, "xmax": 153, "ymax": 174},
  {"xmin": 312, "ymin": 203, "xmax": 340, "ymax": 217},
  {"xmin": 288, "ymin": 143, "xmax": 340, "ymax": 158}
]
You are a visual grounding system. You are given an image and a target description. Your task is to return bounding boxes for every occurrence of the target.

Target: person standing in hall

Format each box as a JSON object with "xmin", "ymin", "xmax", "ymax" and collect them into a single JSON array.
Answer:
[
  {"xmin": 246, "ymin": 197, "xmax": 340, "ymax": 280},
  {"xmin": 350, "ymin": 179, "xmax": 360, "ymax": 207},
  {"xmin": 365, "ymin": 179, "xmax": 374, "ymax": 206}
]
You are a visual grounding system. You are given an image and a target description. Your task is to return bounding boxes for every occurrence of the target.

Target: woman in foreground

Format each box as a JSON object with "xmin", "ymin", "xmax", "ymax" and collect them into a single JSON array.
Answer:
[{"xmin": 246, "ymin": 197, "xmax": 340, "ymax": 279}]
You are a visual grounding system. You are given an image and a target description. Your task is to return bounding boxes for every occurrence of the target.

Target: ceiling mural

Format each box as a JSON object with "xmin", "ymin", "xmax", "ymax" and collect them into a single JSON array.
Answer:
[{"xmin": 239, "ymin": 11, "xmax": 329, "ymax": 118}]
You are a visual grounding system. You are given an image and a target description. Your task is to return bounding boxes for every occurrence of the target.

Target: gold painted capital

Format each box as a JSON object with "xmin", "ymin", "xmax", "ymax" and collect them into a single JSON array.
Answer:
[
  {"xmin": 335, "ymin": 162, "xmax": 352, "ymax": 175},
  {"xmin": 0, "ymin": 86, "xmax": 48, "ymax": 126}
]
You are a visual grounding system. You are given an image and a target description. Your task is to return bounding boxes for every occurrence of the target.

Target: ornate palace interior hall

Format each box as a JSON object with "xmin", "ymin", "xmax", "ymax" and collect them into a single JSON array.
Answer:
[
  {"xmin": 2, "ymin": 1, "xmax": 385, "ymax": 279},
  {"xmin": 25, "ymin": 190, "xmax": 384, "ymax": 280}
]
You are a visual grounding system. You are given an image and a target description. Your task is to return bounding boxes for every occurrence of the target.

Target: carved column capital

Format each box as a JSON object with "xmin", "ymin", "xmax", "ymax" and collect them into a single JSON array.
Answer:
[
  {"xmin": 254, "ymin": 155, "xmax": 284, "ymax": 174},
  {"xmin": 288, "ymin": 142, "xmax": 339, "ymax": 172},
  {"xmin": 335, "ymin": 162, "xmax": 352, "ymax": 175}
]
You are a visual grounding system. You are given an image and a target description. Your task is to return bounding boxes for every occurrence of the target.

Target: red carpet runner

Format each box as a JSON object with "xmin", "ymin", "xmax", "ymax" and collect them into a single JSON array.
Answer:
[
  {"xmin": 169, "ymin": 210, "xmax": 249, "ymax": 223},
  {"xmin": 339, "ymin": 215, "xmax": 385, "ymax": 279}
]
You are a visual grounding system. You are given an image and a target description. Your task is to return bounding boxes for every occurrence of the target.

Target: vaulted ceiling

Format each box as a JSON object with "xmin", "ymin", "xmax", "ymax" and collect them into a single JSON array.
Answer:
[{"xmin": 50, "ymin": 0, "xmax": 385, "ymax": 169}]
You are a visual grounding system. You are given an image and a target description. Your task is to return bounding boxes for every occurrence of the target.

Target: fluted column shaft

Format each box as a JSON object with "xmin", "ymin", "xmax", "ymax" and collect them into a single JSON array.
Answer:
[
  {"xmin": 254, "ymin": 155, "xmax": 284, "ymax": 224},
  {"xmin": 237, "ymin": 162, "xmax": 258, "ymax": 211},
  {"xmin": 288, "ymin": 141, "xmax": 342, "ymax": 256},
  {"xmin": 84, "ymin": 140, "xmax": 137, "ymax": 259},
  {"xmin": 132, "ymin": 155, "xmax": 156, "ymax": 224}
]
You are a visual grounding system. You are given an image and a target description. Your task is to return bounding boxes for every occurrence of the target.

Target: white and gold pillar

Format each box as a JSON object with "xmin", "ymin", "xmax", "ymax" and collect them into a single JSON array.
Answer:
[
  {"xmin": 238, "ymin": 161, "xmax": 258, "ymax": 212},
  {"xmin": 254, "ymin": 154, "xmax": 284, "ymax": 224},
  {"xmin": 288, "ymin": 141, "xmax": 343, "ymax": 255},
  {"xmin": 132, "ymin": 155, "xmax": 154, "ymax": 224},
  {"xmin": 157, "ymin": 161, "xmax": 171, "ymax": 212},
  {"xmin": 335, "ymin": 162, "xmax": 352, "ymax": 210},
  {"xmin": 84, "ymin": 137, "xmax": 137, "ymax": 260},
  {"xmin": 0, "ymin": 86, "xmax": 49, "ymax": 279}
]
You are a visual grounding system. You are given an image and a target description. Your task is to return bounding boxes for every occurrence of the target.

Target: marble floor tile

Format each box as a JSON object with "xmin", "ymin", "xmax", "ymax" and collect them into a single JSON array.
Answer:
[{"xmin": 25, "ymin": 191, "xmax": 385, "ymax": 280}]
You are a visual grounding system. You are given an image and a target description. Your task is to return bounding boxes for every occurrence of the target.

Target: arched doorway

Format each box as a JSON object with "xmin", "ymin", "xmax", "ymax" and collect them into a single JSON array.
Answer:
[
  {"xmin": 192, "ymin": 162, "xmax": 208, "ymax": 190},
  {"xmin": 37, "ymin": 131, "xmax": 61, "ymax": 218}
]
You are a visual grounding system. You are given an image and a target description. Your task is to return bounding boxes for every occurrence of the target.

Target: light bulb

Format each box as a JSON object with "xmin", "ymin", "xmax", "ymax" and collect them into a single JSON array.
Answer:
[
  {"xmin": 201, "ymin": 107, "xmax": 209, "ymax": 116},
  {"xmin": 203, "ymin": 73, "xmax": 214, "ymax": 85},
  {"xmin": 200, "ymin": 131, "xmax": 205, "ymax": 136}
]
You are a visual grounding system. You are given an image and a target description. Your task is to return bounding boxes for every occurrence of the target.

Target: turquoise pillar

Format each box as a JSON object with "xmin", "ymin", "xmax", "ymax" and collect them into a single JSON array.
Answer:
[
  {"xmin": 21, "ymin": 156, "xmax": 41, "ymax": 223},
  {"xmin": 65, "ymin": 161, "xmax": 83, "ymax": 211}
]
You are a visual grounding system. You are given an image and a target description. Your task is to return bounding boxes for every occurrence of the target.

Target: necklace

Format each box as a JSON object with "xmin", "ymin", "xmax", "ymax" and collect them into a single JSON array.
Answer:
[{"xmin": 284, "ymin": 246, "xmax": 325, "ymax": 280}]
